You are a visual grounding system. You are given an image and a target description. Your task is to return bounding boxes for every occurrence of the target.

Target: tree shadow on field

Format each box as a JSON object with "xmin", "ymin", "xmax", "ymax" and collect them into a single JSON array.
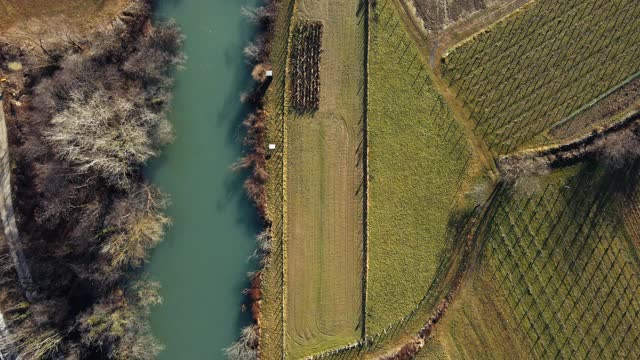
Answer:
[{"xmin": 356, "ymin": 0, "xmax": 367, "ymax": 18}]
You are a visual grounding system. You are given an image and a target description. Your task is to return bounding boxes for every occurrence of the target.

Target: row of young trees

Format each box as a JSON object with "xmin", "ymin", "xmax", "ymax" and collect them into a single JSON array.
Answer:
[
  {"xmin": 442, "ymin": 0, "xmax": 640, "ymax": 154},
  {"xmin": 2, "ymin": 1, "xmax": 184, "ymax": 358},
  {"xmin": 290, "ymin": 21, "xmax": 323, "ymax": 113},
  {"xmin": 485, "ymin": 170, "xmax": 640, "ymax": 359}
]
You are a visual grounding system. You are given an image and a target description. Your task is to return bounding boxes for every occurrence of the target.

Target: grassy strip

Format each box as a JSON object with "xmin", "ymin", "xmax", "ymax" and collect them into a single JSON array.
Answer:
[
  {"xmin": 362, "ymin": 0, "xmax": 371, "ymax": 341},
  {"xmin": 367, "ymin": 0, "xmax": 474, "ymax": 333},
  {"xmin": 260, "ymin": 0, "xmax": 297, "ymax": 358},
  {"xmin": 280, "ymin": 2, "xmax": 299, "ymax": 358}
]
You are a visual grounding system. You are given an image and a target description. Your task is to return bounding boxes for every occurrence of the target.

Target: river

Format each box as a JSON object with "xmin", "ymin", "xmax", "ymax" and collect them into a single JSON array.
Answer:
[{"xmin": 147, "ymin": 0, "xmax": 260, "ymax": 358}]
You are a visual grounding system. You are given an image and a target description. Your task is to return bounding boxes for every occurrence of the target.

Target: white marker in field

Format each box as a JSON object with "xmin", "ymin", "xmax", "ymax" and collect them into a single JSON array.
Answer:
[
  {"xmin": 266, "ymin": 70, "xmax": 273, "ymax": 77},
  {"xmin": 268, "ymin": 143, "xmax": 276, "ymax": 150}
]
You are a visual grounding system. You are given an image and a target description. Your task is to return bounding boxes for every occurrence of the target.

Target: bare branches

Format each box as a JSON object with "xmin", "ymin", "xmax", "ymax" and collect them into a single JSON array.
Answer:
[
  {"xmin": 45, "ymin": 90, "xmax": 168, "ymax": 188},
  {"xmin": 224, "ymin": 325, "xmax": 259, "ymax": 360},
  {"xmin": 5, "ymin": 11, "xmax": 184, "ymax": 359},
  {"xmin": 290, "ymin": 22, "xmax": 323, "ymax": 113},
  {"xmin": 596, "ymin": 127, "xmax": 640, "ymax": 169},
  {"xmin": 100, "ymin": 185, "xmax": 170, "ymax": 270}
]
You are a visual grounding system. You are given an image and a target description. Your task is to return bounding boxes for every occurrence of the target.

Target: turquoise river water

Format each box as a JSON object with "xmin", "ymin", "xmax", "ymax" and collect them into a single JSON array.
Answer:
[{"xmin": 147, "ymin": 0, "xmax": 260, "ymax": 358}]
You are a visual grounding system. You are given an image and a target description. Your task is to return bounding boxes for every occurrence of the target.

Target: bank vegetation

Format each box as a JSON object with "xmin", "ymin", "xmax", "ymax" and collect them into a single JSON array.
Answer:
[
  {"xmin": 0, "ymin": 1, "xmax": 183, "ymax": 358},
  {"xmin": 226, "ymin": 1, "xmax": 280, "ymax": 360}
]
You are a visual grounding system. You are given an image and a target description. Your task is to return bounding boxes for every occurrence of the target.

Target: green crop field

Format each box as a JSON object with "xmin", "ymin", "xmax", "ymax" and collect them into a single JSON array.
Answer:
[
  {"xmin": 366, "ymin": 0, "xmax": 480, "ymax": 334},
  {"xmin": 259, "ymin": 1, "xmax": 640, "ymax": 359},
  {"xmin": 479, "ymin": 164, "xmax": 640, "ymax": 359},
  {"xmin": 442, "ymin": 0, "xmax": 640, "ymax": 154}
]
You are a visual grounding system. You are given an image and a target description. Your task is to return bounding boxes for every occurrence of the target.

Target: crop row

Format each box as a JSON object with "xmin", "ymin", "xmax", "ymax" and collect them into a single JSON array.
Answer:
[
  {"xmin": 290, "ymin": 21, "xmax": 323, "ymax": 113},
  {"xmin": 482, "ymin": 167, "xmax": 640, "ymax": 359},
  {"xmin": 442, "ymin": 0, "xmax": 640, "ymax": 154}
]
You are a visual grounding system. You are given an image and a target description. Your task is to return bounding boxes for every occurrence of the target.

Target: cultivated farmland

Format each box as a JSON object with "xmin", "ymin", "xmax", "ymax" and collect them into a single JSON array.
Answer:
[
  {"xmin": 480, "ymin": 164, "xmax": 640, "ymax": 359},
  {"xmin": 417, "ymin": 268, "xmax": 530, "ymax": 359},
  {"xmin": 256, "ymin": 0, "xmax": 640, "ymax": 359},
  {"xmin": 0, "ymin": 0, "xmax": 128, "ymax": 36},
  {"xmin": 442, "ymin": 0, "xmax": 640, "ymax": 154},
  {"xmin": 284, "ymin": 0, "xmax": 366, "ymax": 356}
]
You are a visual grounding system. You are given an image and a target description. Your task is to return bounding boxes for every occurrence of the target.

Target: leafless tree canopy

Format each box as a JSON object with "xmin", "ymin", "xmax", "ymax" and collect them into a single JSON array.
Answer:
[
  {"xmin": 596, "ymin": 127, "xmax": 640, "ymax": 169},
  {"xmin": 6, "ymin": 11, "xmax": 184, "ymax": 360},
  {"xmin": 46, "ymin": 90, "xmax": 171, "ymax": 187}
]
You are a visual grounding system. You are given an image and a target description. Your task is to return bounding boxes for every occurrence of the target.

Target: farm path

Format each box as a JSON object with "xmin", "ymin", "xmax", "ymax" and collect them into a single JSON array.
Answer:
[
  {"xmin": 285, "ymin": 0, "xmax": 367, "ymax": 357},
  {"xmin": 0, "ymin": 99, "xmax": 28, "ymax": 360},
  {"xmin": 0, "ymin": 99, "xmax": 34, "ymax": 302}
]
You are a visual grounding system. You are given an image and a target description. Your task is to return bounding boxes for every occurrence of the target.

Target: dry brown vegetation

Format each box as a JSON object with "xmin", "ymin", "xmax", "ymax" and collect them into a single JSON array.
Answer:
[
  {"xmin": 237, "ymin": 1, "xmax": 279, "ymax": 221},
  {"xmin": 498, "ymin": 112, "xmax": 640, "ymax": 182},
  {"xmin": 549, "ymin": 77, "xmax": 640, "ymax": 141},
  {"xmin": 0, "ymin": 2, "xmax": 184, "ymax": 358},
  {"xmin": 411, "ymin": 0, "xmax": 487, "ymax": 32},
  {"xmin": 407, "ymin": 0, "xmax": 525, "ymax": 34},
  {"xmin": 227, "ymin": 1, "xmax": 280, "ymax": 359},
  {"xmin": 595, "ymin": 126, "xmax": 640, "ymax": 169},
  {"xmin": 289, "ymin": 21, "xmax": 323, "ymax": 113},
  {"xmin": 0, "ymin": 0, "xmax": 131, "ymax": 43}
]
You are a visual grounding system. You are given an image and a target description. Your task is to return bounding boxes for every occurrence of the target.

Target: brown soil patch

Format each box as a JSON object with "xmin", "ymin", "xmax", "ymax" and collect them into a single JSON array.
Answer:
[{"xmin": 0, "ymin": 0, "xmax": 129, "ymax": 41}]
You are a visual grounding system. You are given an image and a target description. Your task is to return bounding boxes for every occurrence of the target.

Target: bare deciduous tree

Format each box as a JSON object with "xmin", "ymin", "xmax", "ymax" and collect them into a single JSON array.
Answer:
[
  {"xmin": 101, "ymin": 185, "xmax": 170, "ymax": 270},
  {"xmin": 596, "ymin": 127, "xmax": 640, "ymax": 169},
  {"xmin": 46, "ymin": 90, "xmax": 172, "ymax": 187},
  {"xmin": 224, "ymin": 325, "xmax": 259, "ymax": 360}
]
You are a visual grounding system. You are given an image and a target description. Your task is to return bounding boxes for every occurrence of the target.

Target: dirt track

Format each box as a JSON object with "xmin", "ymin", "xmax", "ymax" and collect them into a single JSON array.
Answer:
[{"xmin": 0, "ymin": 100, "xmax": 34, "ymax": 302}]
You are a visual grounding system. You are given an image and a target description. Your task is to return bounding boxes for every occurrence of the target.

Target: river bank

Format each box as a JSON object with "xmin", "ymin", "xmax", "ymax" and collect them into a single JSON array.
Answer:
[{"xmin": 0, "ymin": 1, "xmax": 185, "ymax": 358}]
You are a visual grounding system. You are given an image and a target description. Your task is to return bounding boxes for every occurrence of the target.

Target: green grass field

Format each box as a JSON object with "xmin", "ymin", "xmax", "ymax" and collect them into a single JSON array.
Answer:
[
  {"xmin": 366, "ymin": 0, "xmax": 478, "ymax": 334},
  {"xmin": 442, "ymin": 0, "xmax": 640, "ymax": 154},
  {"xmin": 284, "ymin": 0, "xmax": 366, "ymax": 357}
]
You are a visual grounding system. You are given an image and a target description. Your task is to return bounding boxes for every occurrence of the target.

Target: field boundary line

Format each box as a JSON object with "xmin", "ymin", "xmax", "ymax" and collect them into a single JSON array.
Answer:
[
  {"xmin": 281, "ymin": 0, "xmax": 299, "ymax": 358},
  {"xmin": 440, "ymin": 0, "xmax": 540, "ymax": 59},
  {"xmin": 498, "ymin": 110, "xmax": 640, "ymax": 172},
  {"xmin": 431, "ymin": 0, "xmax": 532, "ymax": 64},
  {"xmin": 362, "ymin": 0, "xmax": 371, "ymax": 341},
  {"xmin": 548, "ymin": 69, "xmax": 640, "ymax": 133}
]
